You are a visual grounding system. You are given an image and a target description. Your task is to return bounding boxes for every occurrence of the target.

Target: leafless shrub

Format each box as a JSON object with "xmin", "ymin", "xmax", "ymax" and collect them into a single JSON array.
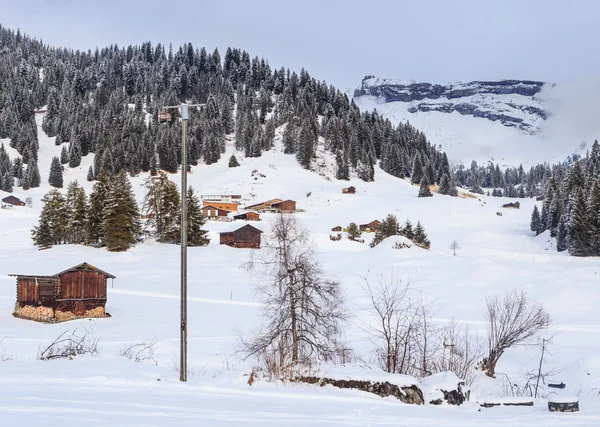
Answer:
[
  {"xmin": 170, "ymin": 358, "xmax": 206, "ymax": 378},
  {"xmin": 38, "ymin": 328, "xmax": 99, "ymax": 360},
  {"xmin": 241, "ymin": 214, "xmax": 347, "ymax": 379},
  {"xmin": 119, "ymin": 336, "xmax": 160, "ymax": 365},
  {"xmin": 430, "ymin": 319, "xmax": 484, "ymax": 385},
  {"xmin": 359, "ymin": 271, "xmax": 420, "ymax": 375},
  {"xmin": 483, "ymin": 290, "xmax": 551, "ymax": 377}
]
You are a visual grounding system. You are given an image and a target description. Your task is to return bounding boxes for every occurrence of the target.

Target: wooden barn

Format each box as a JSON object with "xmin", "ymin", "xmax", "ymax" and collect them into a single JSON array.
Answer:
[
  {"xmin": 331, "ymin": 225, "xmax": 342, "ymax": 232},
  {"xmin": 245, "ymin": 199, "xmax": 296, "ymax": 213},
  {"xmin": 219, "ymin": 224, "xmax": 263, "ymax": 249},
  {"xmin": 233, "ymin": 211, "xmax": 261, "ymax": 221},
  {"xmin": 201, "ymin": 204, "xmax": 231, "ymax": 219},
  {"xmin": 11, "ymin": 263, "xmax": 115, "ymax": 323},
  {"xmin": 201, "ymin": 201, "xmax": 239, "ymax": 212},
  {"xmin": 342, "ymin": 186, "xmax": 356, "ymax": 194},
  {"xmin": 502, "ymin": 201, "xmax": 521, "ymax": 209},
  {"xmin": 360, "ymin": 220, "xmax": 381, "ymax": 232},
  {"xmin": 2, "ymin": 195, "xmax": 25, "ymax": 206}
]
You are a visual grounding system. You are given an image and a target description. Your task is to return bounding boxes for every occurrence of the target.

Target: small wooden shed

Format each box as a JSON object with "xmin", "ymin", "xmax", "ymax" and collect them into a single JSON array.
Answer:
[
  {"xmin": 360, "ymin": 220, "xmax": 381, "ymax": 232},
  {"xmin": 536, "ymin": 196, "xmax": 545, "ymax": 202},
  {"xmin": 342, "ymin": 186, "xmax": 356, "ymax": 194},
  {"xmin": 2, "ymin": 195, "xmax": 25, "ymax": 206},
  {"xmin": 11, "ymin": 263, "xmax": 115, "ymax": 322},
  {"xmin": 219, "ymin": 224, "xmax": 263, "ymax": 249},
  {"xmin": 201, "ymin": 204, "xmax": 231, "ymax": 219},
  {"xmin": 502, "ymin": 201, "xmax": 521, "ymax": 209},
  {"xmin": 233, "ymin": 211, "xmax": 261, "ymax": 221},
  {"xmin": 271, "ymin": 199, "xmax": 296, "ymax": 213},
  {"xmin": 331, "ymin": 225, "xmax": 342, "ymax": 232}
]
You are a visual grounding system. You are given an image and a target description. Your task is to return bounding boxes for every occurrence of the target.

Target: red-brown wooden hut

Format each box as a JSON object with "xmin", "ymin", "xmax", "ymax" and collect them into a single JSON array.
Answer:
[{"xmin": 11, "ymin": 263, "xmax": 115, "ymax": 322}]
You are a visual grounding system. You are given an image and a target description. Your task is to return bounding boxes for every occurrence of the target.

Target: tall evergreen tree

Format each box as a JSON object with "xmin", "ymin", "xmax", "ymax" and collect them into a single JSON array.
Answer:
[
  {"xmin": 103, "ymin": 169, "xmax": 141, "ymax": 251},
  {"xmin": 228, "ymin": 154, "xmax": 240, "ymax": 167},
  {"xmin": 413, "ymin": 221, "xmax": 431, "ymax": 249},
  {"xmin": 65, "ymin": 181, "xmax": 87, "ymax": 244},
  {"xmin": 418, "ymin": 175, "xmax": 433, "ymax": 197},
  {"xmin": 86, "ymin": 168, "xmax": 110, "ymax": 245},
  {"xmin": 568, "ymin": 188, "xmax": 590, "ymax": 256},
  {"xmin": 530, "ymin": 205, "xmax": 543, "ymax": 236},
  {"xmin": 60, "ymin": 145, "xmax": 69, "ymax": 164},
  {"xmin": 31, "ymin": 215, "xmax": 54, "ymax": 250},
  {"xmin": 143, "ymin": 171, "xmax": 180, "ymax": 243},
  {"xmin": 438, "ymin": 173, "xmax": 451, "ymax": 195},
  {"xmin": 180, "ymin": 187, "xmax": 210, "ymax": 246},
  {"xmin": 48, "ymin": 156, "xmax": 63, "ymax": 188},
  {"xmin": 1, "ymin": 172, "xmax": 13, "ymax": 192}
]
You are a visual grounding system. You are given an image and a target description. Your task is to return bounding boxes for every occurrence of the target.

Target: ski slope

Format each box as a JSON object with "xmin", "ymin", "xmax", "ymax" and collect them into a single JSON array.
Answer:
[{"xmin": 0, "ymin": 114, "xmax": 599, "ymax": 425}]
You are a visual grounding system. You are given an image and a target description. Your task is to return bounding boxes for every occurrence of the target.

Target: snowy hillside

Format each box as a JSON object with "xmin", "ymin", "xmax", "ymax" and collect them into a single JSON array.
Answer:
[
  {"xmin": 1, "ymin": 115, "xmax": 600, "ymax": 425},
  {"xmin": 354, "ymin": 77, "xmax": 589, "ymax": 166}
]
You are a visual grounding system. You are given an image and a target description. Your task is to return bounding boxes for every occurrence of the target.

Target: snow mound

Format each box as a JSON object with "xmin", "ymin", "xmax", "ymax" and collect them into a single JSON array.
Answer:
[{"xmin": 420, "ymin": 372, "xmax": 466, "ymax": 403}]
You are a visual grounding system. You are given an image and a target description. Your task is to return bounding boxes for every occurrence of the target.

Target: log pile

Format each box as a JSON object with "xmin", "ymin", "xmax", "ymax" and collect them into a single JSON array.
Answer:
[{"xmin": 14, "ymin": 305, "xmax": 54, "ymax": 322}]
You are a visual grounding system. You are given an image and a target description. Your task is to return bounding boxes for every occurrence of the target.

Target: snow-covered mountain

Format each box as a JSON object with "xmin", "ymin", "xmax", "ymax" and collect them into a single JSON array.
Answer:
[
  {"xmin": 353, "ymin": 76, "xmax": 592, "ymax": 167},
  {"xmin": 355, "ymin": 76, "xmax": 548, "ymax": 133}
]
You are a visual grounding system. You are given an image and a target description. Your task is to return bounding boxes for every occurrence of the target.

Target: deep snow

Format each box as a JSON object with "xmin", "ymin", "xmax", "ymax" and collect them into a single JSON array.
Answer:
[{"xmin": 0, "ymin": 114, "xmax": 599, "ymax": 425}]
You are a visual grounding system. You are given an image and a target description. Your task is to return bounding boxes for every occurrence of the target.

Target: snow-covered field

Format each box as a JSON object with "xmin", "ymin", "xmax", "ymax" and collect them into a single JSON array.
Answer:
[{"xmin": 0, "ymin": 115, "xmax": 599, "ymax": 425}]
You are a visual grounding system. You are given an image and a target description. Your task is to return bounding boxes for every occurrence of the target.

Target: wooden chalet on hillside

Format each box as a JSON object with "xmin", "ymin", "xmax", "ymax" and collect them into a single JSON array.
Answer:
[
  {"xmin": 2, "ymin": 195, "xmax": 25, "ymax": 206},
  {"xmin": 201, "ymin": 204, "xmax": 231, "ymax": 219},
  {"xmin": 245, "ymin": 199, "xmax": 297, "ymax": 213},
  {"xmin": 219, "ymin": 224, "xmax": 263, "ymax": 249},
  {"xmin": 200, "ymin": 194, "xmax": 242, "ymax": 202},
  {"xmin": 360, "ymin": 220, "xmax": 381, "ymax": 232},
  {"xmin": 233, "ymin": 211, "xmax": 261, "ymax": 221},
  {"xmin": 331, "ymin": 225, "xmax": 342, "ymax": 232},
  {"xmin": 11, "ymin": 263, "xmax": 115, "ymax": 323},
  {"xmin": 342, "ymin": 186, "xmax": 356, "ymax": 194},
  {"xmin": 502, "ymin": 201, "xmax": 521, "ymax": 209}
]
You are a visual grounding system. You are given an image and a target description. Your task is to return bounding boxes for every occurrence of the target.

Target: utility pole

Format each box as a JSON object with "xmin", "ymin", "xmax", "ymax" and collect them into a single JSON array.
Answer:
[{"xmin": 159, "ymin": 103, "xmax": 204, "ymax": 382}]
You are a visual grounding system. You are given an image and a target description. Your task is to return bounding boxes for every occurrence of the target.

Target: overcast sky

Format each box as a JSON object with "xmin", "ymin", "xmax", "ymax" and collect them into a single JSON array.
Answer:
[{"xmin": 1, "ymin": 0, "xmax": 598, "ymax": 89}]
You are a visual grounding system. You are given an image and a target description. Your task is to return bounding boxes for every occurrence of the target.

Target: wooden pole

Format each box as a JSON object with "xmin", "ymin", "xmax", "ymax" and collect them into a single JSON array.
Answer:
[{"xmin": 180, "ymin": 107, "xmax": 189, "ymax": 382}]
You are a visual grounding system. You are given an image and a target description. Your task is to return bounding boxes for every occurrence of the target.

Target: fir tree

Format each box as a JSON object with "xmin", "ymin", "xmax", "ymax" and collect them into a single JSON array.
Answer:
[
  {"xmin": 347, "ymin": 222, "xmax": 361, "ymax": 241},
  {"xmin": 86, "ymin": 168, "xmax": 110, "ymax": 245},
  {"xmin": 568, "ymin": 188, "xmax": 590, "ymax": 256},
  {"xmin": 31, "ymin": 215, "xmax": 54, "ymax": 250},
  {"xmin": 413, "ymin": 221, "xmax": 431, "ymax": 249},
  {"xmin": 48, "ymin": 156, "xmax": 63, "ymax": 188},
  {"xmin": 335, "ymin": 150, "xmax": 349, "ymax": 180},
  {"xmin": 400, "ymin": 219, "xmax": 414, "ymax": 240},
  {"xmin": 68, "ymin": 137, "xmax": 82, "ymax": 168},
  {"xmin": 228, "ymin": 154, "xmax": 240, "ymax": 167},
  {"xmin": 37, "ymin": 189, "xmax": 68, "ymax": 245},
  {"xmin": 181, "ymin": 187, "xmax": 210, "ymax": 246},
  {"xmin": 370, "ymin": 214, "xmax": 399, "ymax": 247},
  {"xmin": 438, "ymin": 173, "xmax": 451, "ymax": 195},
  {"xmin": 143, "ymin": 171, "xmax": 180, "ymax": 243},
  {"xmin": 60, "ymin": 145, "xmax": 69, "ymax": 164},
  {"xmin": 1, "ymin": 172, "xmax": 12, "ymax": 192},
  {"xmin": 65, "ymin": 181, "xmax": 87, "ymax": 244},
  {"xmin": 588, "ymin": 180, "xmax": 600, "ymax": 256},
  {"xmin": 530, "ymin": 205, "xmax": 543, "ymax": 236},
  {"xmin": 103, "ymin": 169, "xmax": 141, "ymax": 252},
  {"xmin": 87, "ymin": 165, "xmax": 94, "ymax": 181},
  {"xmin": 411, "ymin": 154, "xmax": 423, "ymax": 184},
  {"xmin": 556, "ymin": 215, "xmax": 569, "ymax": 252},
  {"xmin": 418, "ymin": 175, "xmax": 433, "ymax": 197},
  {"xmin": 24, "ymin": 160, "xmax": 40, "ymax": 189}
]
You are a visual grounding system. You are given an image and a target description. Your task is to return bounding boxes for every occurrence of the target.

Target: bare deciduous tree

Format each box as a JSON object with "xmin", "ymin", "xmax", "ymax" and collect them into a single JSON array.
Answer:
[
  {"xmin": 360, "ymin": 272, "xmax": 419, "ymax": 375},
  {"xmin": 449, "ymin": 240, "xmax": 460, "ymax": 256},
  {"xmin": 483, "ymin": 290, "xmax": 551, "ymax": 377},
  {"xmin": 243, "ymin": 214, "xmax": 346, "ymax": 377},
  {"xmin": 431, "ymin": 319, "xmax": 484, "ymax": 385}
]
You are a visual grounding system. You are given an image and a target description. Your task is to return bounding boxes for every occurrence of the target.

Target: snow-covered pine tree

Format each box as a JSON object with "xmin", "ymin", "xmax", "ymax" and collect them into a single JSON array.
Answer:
[
  {"xmin": 228, "ymin": 154, "xmax": 240, "ymax": 167},
  {"xmin": 68, "ymin": 136, "xmax": 82, "ymax": 168},
  {"xmin": 87, "ymin": 165, "xmax": 94, "ymax": 181},
  {"xmin": 60, "ymin": 145, "xmax": 69, "ymax": 164},
  {"xmin": 65, "ymin": 181, "xmax": 87, "ymax": 244},
  {"xmin": 48, "ymin": 156, "xmax": 63, "ymax": 188},
  {"xmin": 31, "ymin": 215, "xmax": 54, "ymax": 250},
  {"xmin": 86, "ymin": 168, "xmax": 110, "ymax": 245},
  {"xmin": 413, "ymin": 221, "xmax": 431, "ymax": 249},
  {"xmin": 411, "ymin": 154, "xmax": 423, "ymax": 184},
  {"xmin": 438, "ymin": 173, "xmax": 451, "ymax": 195},
  {"xmin": 143, "ymin": 171, "xmax": 180, "ymax": 243},
  {"xmin": 103, "ymin": 169, "xmax": 141, "ymax": 252},
  {"xmin": 182, "ymin": 187, "xmax": 210, "ymax": 246},
  {"xmin": 568, "ymin": 187, "xmax": 590, "ymax": 256},
  {"xmin": 588, "ymin": 179, "xmax": 600, "ymax": 256},
  {"xmin": 530, "ymin": 205, "xmax": 543, "ymax": 236},
  {"xmin": 418, "ymin": 175, "xmax": 432, "ymax": 198}
]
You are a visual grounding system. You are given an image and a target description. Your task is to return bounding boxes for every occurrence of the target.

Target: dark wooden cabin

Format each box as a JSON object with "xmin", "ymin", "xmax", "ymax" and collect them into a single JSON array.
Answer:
[
  {"xmin": 2, "ymin": 195, "xmax": 25, "ymax": 206},
  {"xmin": 360, "ymin": 220, "xmax": 381, "ymax": 232},
  {"xmin": 342, "ymin": 186, "xmax": 356, "ymax": 194},
  {"xmin": 219, "ymin": 224, "xmax": 263, "ymax": 249},
  {"xmin": 331, "ymin": 225, "xmax": 342, "ymax": 232},
  {"xmin": 233, "ymin": 211, "xmax": 261, "ymax": 221},
  {"xmin": 245, "ymin": 198, "xmax": 296, "ymax": 213},
  {"xmin": 536, "ymin": 196, "xmax": 545, "ymax": 202},
  {"xmin": 11, "ymin": 263, "xmax": 115, "ymax": 322},
  {"xmin": 201, "ymin": 204, "xmax": 231, "ymax": 219},
  {"xmin": 271, "ymin": 199, "xmax": 296, "ymax": 213},
  {"xmin": 502, "ymin": 201, "xmax": 521, "ymax": 209}
]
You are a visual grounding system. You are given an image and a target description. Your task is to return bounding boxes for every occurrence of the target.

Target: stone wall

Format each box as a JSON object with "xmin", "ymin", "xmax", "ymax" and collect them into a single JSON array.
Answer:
[{"xmin": 296, "ymin": 376, "xmax": 424, "ymax": 405}]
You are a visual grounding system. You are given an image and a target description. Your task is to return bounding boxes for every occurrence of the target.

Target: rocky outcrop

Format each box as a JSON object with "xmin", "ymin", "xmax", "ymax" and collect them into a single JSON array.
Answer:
[
  {"xmin": 548, "ymin": 401, "xmax": 579, "ymax": 412},
  {"xmin": 354, "ymin": 76, "xmax": 549, "ymax": 132},
  {"xmin": 296, "ymin": 376, "xmax": 424, "ymax": 405}
]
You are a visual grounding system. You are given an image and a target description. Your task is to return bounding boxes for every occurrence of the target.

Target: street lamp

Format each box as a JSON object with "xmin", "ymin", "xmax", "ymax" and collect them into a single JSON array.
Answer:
[{"xmin": 159, "ymin": 102, "xmax": 204, "ymax": 382}]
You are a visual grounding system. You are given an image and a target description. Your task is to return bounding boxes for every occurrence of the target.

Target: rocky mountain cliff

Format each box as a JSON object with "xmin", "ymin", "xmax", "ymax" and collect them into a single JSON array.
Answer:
[{"xmin": 354, "ymin": 76, "xmax": 549, "ymax": 133}]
